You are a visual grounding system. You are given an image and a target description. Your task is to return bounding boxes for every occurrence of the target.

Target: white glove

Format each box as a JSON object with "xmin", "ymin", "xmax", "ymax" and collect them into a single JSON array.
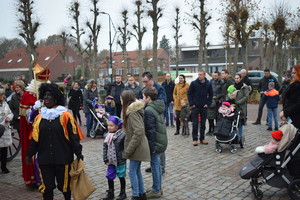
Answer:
[
  {"xmin": 33, "ymin": 100, "xmax": 42, "ymax": 110},
  {"xmin": 255, "ymin": 146, "xmax": 265, "ymax": 153}
]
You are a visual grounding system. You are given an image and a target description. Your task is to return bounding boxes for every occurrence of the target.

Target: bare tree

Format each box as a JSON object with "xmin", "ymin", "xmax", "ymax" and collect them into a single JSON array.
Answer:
[
  {"xmin": 172, "ymin": 7, "xmax": 182, "ymax": 77},
  {"xmin": 117, "ymin": 10, "xmax": 131, "ymax": 79},
  {"xmin": 86, "ymin": 0, "xmax": 101, "ymax": 80},
  {"xmin": 17, "ymin": 0, "xmax": 40, "ymax": 80},
  {"xmin": 224, "ymin": 0, "xmax": 261, "ymax": 72},
  {"xmin": 69, "ymin": 1, "xmax": 86, "ymax": 78},
  {"xmin": 59, "ymin": 31, "xmax": 69, "ymax": 74},
  {"xmin": 0, "ymin": 37, "xmax": 25, "ymax": 58},
  {"xmin": 131, "ymin": 0, "xmax": 147, "ymax": 86},
  {"xmin": 147, "ymin": 0, "xmax": 163, "ymax": 81},
  {"xmin": 272, "ymin": 3, "xmax": 291, "ymax": 83},
  {"xmin": 185, "ymin": 0, "xmax": 211, "ymax": 73}
]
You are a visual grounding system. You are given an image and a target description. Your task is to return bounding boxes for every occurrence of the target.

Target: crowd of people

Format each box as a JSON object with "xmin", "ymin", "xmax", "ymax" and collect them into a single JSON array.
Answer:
[{"xmin": 1, "ymin": 64, "xmax": 300, "ymax": 200}]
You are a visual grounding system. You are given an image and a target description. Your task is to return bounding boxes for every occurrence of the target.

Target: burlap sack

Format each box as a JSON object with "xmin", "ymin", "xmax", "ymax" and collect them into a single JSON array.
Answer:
[{"xmin": 69, "ymin": 159, "xmax": 96, "ymax": 200}]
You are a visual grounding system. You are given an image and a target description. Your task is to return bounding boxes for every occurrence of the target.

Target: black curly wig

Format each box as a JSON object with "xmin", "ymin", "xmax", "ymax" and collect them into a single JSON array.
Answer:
[{"xmin": 39, "ymin": 83, "xmax": 65, "ymax": 106}]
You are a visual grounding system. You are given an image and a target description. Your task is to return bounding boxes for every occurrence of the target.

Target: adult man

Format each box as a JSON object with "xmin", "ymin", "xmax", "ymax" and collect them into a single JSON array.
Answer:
[
  {"xmin": 210, "ymin": 71, "xmax": 222, "ymax": 105},
  {"xmin": 220, "ymin": 69, "xmax": 235, "ymax": 102},
  {"xmin": 78, "ymin": 76, "xmax": 86, "ymax": 90},
  {"xmin": 240, "ymin": 69, "xmax": 252, "ymax": 88},
  {"xmin": 139, "ymin": 72, "xmax": 167, "ymax": 174},
  {"xmin": 188, "ymin": 70, "xmax": 213, "ymax": 146},
  {"xmin": 161, "ymin": 73, "xmax": 175, "ymax": 127},
  {"xmin": 253, "ymin": 69, "xmax": 280, "ymax": 125},
  {"xmin": 107, "ymin": 76, "xmax": 125, "ymax": 117},
  {"xmin": 143, "ymin": 87, "xmax": 167, "ymax": 199}
]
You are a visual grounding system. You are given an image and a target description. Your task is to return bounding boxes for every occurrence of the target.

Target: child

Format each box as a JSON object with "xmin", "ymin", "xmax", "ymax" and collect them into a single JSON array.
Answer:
[
  {"xmin": 179, "ymin": 99, "xmax": 190, "ymax": 136},
  {"xmin": 103, "ymin": 116, "xmax": 126, "ymax": 200},
  {"xmin": 218, "ymin": 102, "xmax": 235, "ymax": 117},
  {"xmin": 264, "ymin": 82, "xmax": 280, "ymax": 131},
  {"xmin": 255, "ymin": 130, "xmax": 283, "ymax": 154},
  {"xmin": 105, "ymin": 95, "xmax": 116, "ymax": 116}
]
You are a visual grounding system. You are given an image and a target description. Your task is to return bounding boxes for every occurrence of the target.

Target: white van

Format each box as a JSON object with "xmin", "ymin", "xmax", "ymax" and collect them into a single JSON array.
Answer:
[{"xmin": 174, "ymin": 73, "xmax": 212, "ymax": 84}]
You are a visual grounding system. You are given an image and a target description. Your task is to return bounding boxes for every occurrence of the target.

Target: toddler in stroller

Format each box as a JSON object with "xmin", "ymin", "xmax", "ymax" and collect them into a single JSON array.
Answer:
[
  {"xmin": 240, "ymin": 124, "xmax": 300, "ymax": 200},
  {"xmin": 89, "ymin": 103, "xmax": 108, "ymax": 139},
  {"xmin": 213, "ymin": 102, "xmax": 245, "ymax": 153}
]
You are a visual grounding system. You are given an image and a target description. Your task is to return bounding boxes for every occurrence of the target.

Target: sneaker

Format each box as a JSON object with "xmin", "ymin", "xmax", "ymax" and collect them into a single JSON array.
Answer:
[
  {"xmin": 146, "ymin": 190, "xmax": 162, "ymax": 199},
  {"xmin": 192, "ymin": 141, "xmax": 199, "ymax": 146},
  {"xmin": 267, "ymin": 127, "xmax": 272, "ymax": 131},
  {"xmin": 200, "ymin": 140, "xmax": 208, "ymax": 145},
  {"xmin": 252, "ymin": 121, "xmax": 261, "ymax": 125},
  {"xmin": 145, "ymin": 167, "xmax": 152, "ymax": 173},
  {"xmin": 274, "ymin": 127, "xmax": 278, "ymax": 131}
]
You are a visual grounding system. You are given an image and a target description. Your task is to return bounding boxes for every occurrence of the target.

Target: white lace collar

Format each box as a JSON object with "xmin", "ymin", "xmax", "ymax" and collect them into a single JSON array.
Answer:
[{"xmin": 40, "ymin": 105, "xmax": 67, "ymax": 120}]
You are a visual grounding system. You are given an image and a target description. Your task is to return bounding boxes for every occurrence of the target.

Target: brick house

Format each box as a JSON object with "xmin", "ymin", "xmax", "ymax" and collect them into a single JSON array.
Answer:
[{"xmin": 0, "ymin": 45, "xmax": 80, "ymax": 82}]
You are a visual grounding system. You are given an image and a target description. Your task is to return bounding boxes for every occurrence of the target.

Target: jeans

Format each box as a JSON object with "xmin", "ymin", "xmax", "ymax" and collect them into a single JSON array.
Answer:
[
  {"xmin": 238, "ymin": 119, "xmax": 244, "ymax": 137},
  {"xmin": 129, "ymin": 160, "xmax": 145, "ymax": 197},
  {"xmin": 85, "ymin": 113, "xmax": 93, "ymax": 134},
  {"xmin": 164, "ymin": 103, "xmax": 174, "ymax": 126},
  {"xmin": 256, "ymin": 94, "xmax": 267, "ymax": 122},
  {"xmin": 267, "ymin": 107, "xmax": 278, "ymax": 128},
  {"xmin": 160, "ymin": 152, "xmax": 165, "ymax": 170},
  {"xmin": 150, "ymin": 153, "xmax": 162, "ymax": 193},
  {"xmin": 191, "ymin": 106, "xmax": 207, "ymax": 141}
]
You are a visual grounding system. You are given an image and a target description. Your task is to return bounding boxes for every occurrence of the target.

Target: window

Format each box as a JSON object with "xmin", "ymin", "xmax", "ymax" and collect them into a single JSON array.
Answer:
[
  {"xmin": 17, "ymin": 58, "xmax": 22, "ymax": 63},
  {"xmin": 148, "ymin": 58, "xmax": 153, "ymax": 62},
  {"xmin": 45, "ymin": 56, "xmax": 50, "ymax": 61},
  {"xmin": 133, "ymin": 68, "xmax": 139, "ymax": 75},
  {"xmin": 68, "ymin": 56, "xmax": 74, "ymax": 63},
  {"xmin": 7, "ymin": 59, "xmax": 13, "ymax": 63},
  {"xmin": 116, "ymin": 68, "xmax": 123, "ymax": 75}
]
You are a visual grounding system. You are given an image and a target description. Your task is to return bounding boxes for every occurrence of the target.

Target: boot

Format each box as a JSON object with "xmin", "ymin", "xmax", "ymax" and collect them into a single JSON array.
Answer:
[
  {"xmin": 139, "ymin": 193, "xmax": 147, "ymax": 200},
  {"xmin": 103, "ymin": 189, "xmax": 114, "ymax": 200},
  {"xmin": 116, "ymin": 177, "xmax": 126, "ymax": 200},
  {"xmin": 131, "ymin": 197, "xmax": 140, "ymax": 200},
  {"xmin": 174, "ymin": 129, "xmax": 179, "ymax": 135},
  {"xmin": 103, "ymin": 179, "xmax": 114, "ymax": 200},
  {"xmin": 116, "ymin": 189, "xmax": 127, "ymax": 200},
  {"xmin": 63, "ymin": 191, "xmax": 71, "ymax": 200}
]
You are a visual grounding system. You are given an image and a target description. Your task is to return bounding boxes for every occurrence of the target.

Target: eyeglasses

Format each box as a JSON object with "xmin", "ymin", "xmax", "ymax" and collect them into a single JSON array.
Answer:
[{"xmin": 142, "ymin": 78, "xmax": 152, "ymax": 83}]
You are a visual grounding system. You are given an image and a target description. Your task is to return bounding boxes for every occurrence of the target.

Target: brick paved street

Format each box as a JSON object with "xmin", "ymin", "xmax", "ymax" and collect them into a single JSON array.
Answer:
[{"xmin": 0, "ymin": 104, "xmax": 291, "ymax": 200}]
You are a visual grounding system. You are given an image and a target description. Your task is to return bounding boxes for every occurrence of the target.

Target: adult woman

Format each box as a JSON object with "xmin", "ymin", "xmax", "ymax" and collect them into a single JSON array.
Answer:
[
  {"xmin": 0, "ymin": 88, "xmax": 13, "ymax": 173},
  {"xmin": 26, "ymin": 83, "xmax": 83, "ymax": 200},
  {"xmin": 9, "ymin": 80, "xmax": 25, "ymax": 132},
  {"xmin": 230, "ymin": 74, "xmax": 250, "ymax": 138},
  {"xmin": 121, "ymin": 90, "xmax": 150, "ymax": 200},
  {"xmin": 124, "ymin": 76, "xmax": 141, "ymax": 98},
  {"xmin": 83, "ymin": 80, "xmax": 99, "ymax": 137},
  {"xmin": 280, "ymin": 64, "xmax": 300, "ymax": 129},
  {"xmin": 68, "ymin": 82, "xmax": 83, "ymax": 126},
  {"xmin": 173, "ymin": 74, "xmax": 190, "ymax": 135}
]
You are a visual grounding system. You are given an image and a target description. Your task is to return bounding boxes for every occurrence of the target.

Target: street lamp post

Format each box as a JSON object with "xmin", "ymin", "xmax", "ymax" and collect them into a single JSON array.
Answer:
[{"xmin": 100, "ymin": 12, "xmax": 113, "ymax": 83}]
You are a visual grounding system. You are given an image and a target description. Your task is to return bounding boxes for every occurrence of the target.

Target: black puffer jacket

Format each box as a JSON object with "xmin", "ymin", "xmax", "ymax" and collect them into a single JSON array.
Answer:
[
  {"xmin": 103, "ymin": 130, "xmax": 126, "ymax": 166},
  {"xmin": 258, "ymin": 75, "xmax": 280, "ymax": 92},
  {"xmin": 283, "ymin": 81, "xmax": 300, "ymax": 129}
]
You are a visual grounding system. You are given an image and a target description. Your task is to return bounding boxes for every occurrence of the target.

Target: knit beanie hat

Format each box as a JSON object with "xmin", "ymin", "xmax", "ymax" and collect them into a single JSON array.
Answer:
[
  {"xmin": 227, "ymin": 85, "xmax": 236, "ymax": 94},
  {"xmin": 108, "ymin": 116, "xmax": 123, "ymax": 129},
  {"xmin": 222, "ymin": 102, "xmax": 231, "ymax": 107},
  {"xmin": 271, "ymin": 130, "xmax": 283, "ymax": 141},
  {"xmin": 0, "ymin": 124, "xmax": 5, "ymax": 138}
]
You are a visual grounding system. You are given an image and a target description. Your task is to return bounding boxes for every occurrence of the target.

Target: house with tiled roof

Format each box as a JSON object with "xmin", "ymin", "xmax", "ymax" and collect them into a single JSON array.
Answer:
[
  {"xmin": 99, "ymin": 48, "xmax": 169, "ymax": 76},
  {"xmin": 0, "ymin": 45, "xmax": 80, "ymax": 81}
]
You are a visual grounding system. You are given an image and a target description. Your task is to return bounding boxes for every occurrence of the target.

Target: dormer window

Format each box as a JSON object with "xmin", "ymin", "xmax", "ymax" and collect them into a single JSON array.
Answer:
[
  {"xmin": 17, "ymin": 58, "xmax": 22, "ymax": 63},
  {"xmin": 7, "ymin": 59, "xmax": 13, "ymax": 63},
  {"xmin": 148, "ymin": 58, "xmax": 153, "ymax": 62},
  {"xmin": 45, "ymin": 56, "xmax": 50, "ymax": 61}
]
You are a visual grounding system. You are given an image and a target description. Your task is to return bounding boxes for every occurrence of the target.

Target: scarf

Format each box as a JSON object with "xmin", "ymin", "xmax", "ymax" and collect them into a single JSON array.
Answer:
[
  {"xmin": 234, "ymin": 81, "xmax": 243, "ymax": 90},
  {"xmin": 40, "ymin": 105, "xmax": 67, "ymax": 120},
  {"xmin": 104, "ymin": 129, "xmax": 123, "ymax": 166}
]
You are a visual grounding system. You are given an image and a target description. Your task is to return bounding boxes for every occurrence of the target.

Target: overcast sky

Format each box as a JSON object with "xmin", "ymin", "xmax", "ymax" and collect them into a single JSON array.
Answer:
[{"xmin": 0, "ymin": 0, "xmax": 299, "ymax": 52}]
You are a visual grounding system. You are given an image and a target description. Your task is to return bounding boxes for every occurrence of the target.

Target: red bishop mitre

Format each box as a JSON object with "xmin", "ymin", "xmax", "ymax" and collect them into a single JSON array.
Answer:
[{"xmin": 33, "ymin": 64, "xmax": 51, "ymax": 82}]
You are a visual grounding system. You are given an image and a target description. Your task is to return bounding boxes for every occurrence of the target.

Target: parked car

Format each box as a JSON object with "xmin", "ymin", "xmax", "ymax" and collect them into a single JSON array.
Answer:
[
  {"xmin": 174, "ymin": 73, "xmax": 212, "ymax": 84},
  {"xmin": 245, "ymin": 70, "xmax": 278, "ymax": 89}
]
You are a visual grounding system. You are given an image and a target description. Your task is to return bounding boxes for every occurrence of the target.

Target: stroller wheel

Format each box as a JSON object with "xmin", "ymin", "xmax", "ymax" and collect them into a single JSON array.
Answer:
[
  {"xmin": 230, "ymin": 145, "xmax": 237, "ymax": 154},
  {"xmin": 240, "ymin": 136, "xmax": 245, "ymax": 149},
  {"xmin": 254, "ymin": 189, "xmax": 263, "ymax": 200},
  {"xmin": 215, "ymin": 145, "xmax": 222, "ymax": 153},
  {"xmin": 288, "ymin": 179, "xmax": 300, "ymax": 200},
  {"xmin": 89, "ymin": 130, "xmax": 96, "ymax": 139}
]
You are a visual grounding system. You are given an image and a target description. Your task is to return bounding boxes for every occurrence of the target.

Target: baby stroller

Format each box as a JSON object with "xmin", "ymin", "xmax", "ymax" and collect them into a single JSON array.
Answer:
[
  {"xmin": 239, "ymin": 124, "xmax": 300, "ymax": 200},
  {"xmin": 213, "ymin": 105, "xmax": 245, "ymax": 154},
  {"xmin": 89, "ymin": 105, "xmax": 108, "ymax": 139}
]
